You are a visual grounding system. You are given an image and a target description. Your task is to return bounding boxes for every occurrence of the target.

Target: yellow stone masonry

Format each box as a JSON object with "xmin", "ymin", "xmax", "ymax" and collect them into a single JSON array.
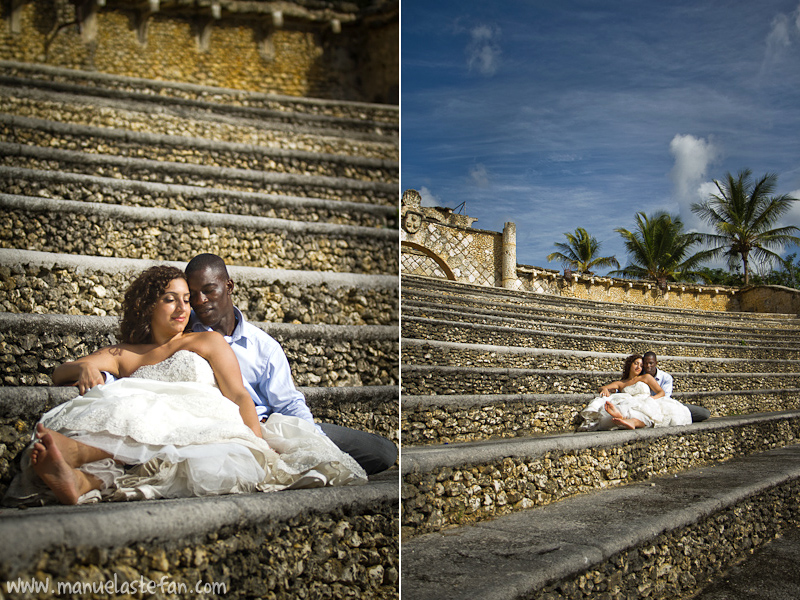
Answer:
[{"xmin": 0, "ymin": 3, "xmax": 397, "ymax": 101}]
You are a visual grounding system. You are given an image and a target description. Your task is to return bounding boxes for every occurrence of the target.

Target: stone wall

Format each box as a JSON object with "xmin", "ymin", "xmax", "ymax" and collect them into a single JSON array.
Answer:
[
  {"xmin": 400, "ymin": 190, "xmax": 506, "ymax": 286},
  {"xmin": 401, "ymin": 416, "xmax": 800, "ymax": 538},
  {"xmin": 400, "ymin": 189, "xmax": 800, "ymax": 315},
  {"xmin": 737, "ymin": 285, "xmax": 800, "ymax": 315},
  {"xmin": 0, "ymin": 1, "xmax": 398, "ymax": 102}
]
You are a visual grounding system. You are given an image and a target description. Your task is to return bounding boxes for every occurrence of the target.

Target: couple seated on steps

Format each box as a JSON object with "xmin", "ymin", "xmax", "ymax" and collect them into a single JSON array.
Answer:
[
  {"xmin": 4, "ymin": 253, "xmax": 397, "ymax": 506},
  {"xmin": 580, "ymin": 351, "xmax": 711, "ymax": 431}
]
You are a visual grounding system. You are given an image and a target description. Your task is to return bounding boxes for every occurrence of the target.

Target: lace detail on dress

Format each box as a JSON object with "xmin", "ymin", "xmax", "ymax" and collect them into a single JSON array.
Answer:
[
  {"xmin": 131, "ymin": 350, "xmax": 216, "ymax": 388},
  {"xmin": 621, "ymin": 381, "xmax": 651, "ymax": 396}
]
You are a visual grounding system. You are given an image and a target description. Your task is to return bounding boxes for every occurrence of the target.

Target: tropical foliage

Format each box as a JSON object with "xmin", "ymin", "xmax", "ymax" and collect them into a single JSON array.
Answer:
[
  {"xmin": 546, "ymin": 227, "xmax": 619, "ymax": 274},
  {"xmin": 612, "ymin": 212, "xmax": 708, "ymax": 282},
  {"xmin": 691, "ymin": 170, "xmax": 800, "ymax": 285}
]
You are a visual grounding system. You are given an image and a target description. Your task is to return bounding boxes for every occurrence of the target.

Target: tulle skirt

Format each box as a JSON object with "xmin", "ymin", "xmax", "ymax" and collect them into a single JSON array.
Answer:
[{"xmin": 4, "ymin": 378, "xmax": 367, "ymax": 505}]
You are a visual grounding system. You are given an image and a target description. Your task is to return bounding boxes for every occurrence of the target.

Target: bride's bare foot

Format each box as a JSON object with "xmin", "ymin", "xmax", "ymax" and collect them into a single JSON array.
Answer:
[
  {"xmin": 34, "ymin": 424, "xmax": 111, "ymax": 467},
  {"xmin": 604, "ymin": 401, "xmax": 624, "ymax": 420},
  {"xmin": 30, "ymin": 431, "xmax": 82, "ymax": 505},
  {"xmin": 611, "ymin": 417, "xmax": 638, "ymax": 430}
]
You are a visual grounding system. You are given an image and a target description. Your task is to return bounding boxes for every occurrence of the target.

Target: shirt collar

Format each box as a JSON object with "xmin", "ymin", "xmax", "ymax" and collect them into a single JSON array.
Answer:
[{"xmin": 189, "ymin": 306, "xmax": 247, "ymax": 345}]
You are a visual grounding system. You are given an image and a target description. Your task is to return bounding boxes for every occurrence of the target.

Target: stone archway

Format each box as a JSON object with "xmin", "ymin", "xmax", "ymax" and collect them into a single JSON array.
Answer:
[{"xmin": 401, "ymin": 241, "xmax": 456, "ymax": 281}]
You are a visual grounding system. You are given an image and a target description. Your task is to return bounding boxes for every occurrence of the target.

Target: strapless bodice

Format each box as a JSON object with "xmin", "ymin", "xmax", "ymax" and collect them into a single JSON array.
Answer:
[
  {"xmin": 621, "ymin": 381, "xmax": 651, "ymax": 396},
  {"xmin": 130, "ymin": 350, "xmax": 216, "ymax": 387}
]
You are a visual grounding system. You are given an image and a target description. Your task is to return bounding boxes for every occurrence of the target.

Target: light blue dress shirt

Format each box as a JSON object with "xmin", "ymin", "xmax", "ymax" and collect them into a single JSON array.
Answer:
[
  {"xmin": 652, "ymin": 368, "xmax": 673, "ymax": 397},
  {"xmin": 188, "ymin": 307, "xmax": 316, "ymax": 425}
]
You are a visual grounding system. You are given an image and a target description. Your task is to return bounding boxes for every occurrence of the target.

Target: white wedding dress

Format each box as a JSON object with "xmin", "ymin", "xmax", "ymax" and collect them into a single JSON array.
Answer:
[
  {"xmin": 580, "ymin": 380, "xmax": 692, "ymax": 430},
  {"xmin": 5, "ymin": 351, "xmax": 367, "ymax": 505}
]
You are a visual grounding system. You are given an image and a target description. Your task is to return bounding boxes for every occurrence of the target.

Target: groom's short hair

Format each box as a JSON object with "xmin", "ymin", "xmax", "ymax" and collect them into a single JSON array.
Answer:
[{"xmin": 185, "ymin": 253, "xmax": 230, "ymax": 279}]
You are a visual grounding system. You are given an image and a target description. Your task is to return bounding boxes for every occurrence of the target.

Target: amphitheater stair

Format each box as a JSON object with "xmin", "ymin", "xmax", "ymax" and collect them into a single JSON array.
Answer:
[
  {"xmin": 401, "ymin": 442, "xmax": 800, "ymax": 600},
  {"xmin": 400, "ymin": 274, "xmax": 800, "ymax": 598},
  {"xmin": 0, "ymin": 58, "xmax": 398, "ymax": 597}
]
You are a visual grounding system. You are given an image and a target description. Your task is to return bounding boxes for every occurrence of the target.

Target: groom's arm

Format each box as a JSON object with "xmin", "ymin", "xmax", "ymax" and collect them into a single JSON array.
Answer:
[{"xmin": 659, "ymin": 371, "xmax": 674, "ymax": 396}]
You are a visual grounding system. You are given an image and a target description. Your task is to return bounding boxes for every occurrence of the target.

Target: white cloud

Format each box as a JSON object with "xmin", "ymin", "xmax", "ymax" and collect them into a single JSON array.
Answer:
[
  {"xmin": 669, "ymin": 134, "xmax": 721, "ymax": 228},
  {"xmin": 469, "ymin": 163, "xmax": 490, "ymax": 188},
  {"xmin": 466, "ymin": 25, "xmax": 501, "ymax": 76},
  {"xmin": 418, "ymin": 186, "xmax": 442, "ymax": 207},
  {"xmin": 762, "ymin": 3, "xmax": 800, "ymax": 68}
]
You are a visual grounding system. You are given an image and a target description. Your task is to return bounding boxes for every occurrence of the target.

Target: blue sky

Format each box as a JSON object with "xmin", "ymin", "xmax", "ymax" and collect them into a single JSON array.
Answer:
[{"xmin": 400, "ymin": 0, "xmax": 800, "ymax": 277}]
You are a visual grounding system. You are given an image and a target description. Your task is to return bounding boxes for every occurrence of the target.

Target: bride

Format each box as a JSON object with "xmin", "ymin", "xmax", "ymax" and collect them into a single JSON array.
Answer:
[
  {"xmin": 580, "ymin": 354, "xmax": 691, "ymax": 430},
  {"xmin": 4, "ymin": 266, "xmax": 366, "ymax": 505}
]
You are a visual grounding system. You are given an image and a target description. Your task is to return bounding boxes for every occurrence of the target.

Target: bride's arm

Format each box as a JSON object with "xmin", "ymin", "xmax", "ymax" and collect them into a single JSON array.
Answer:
[
  {"xmin": 191, "ymin": 332, "xmax": 263, "ymax": 439},
  {"xmin": 598, "ymin": 379, "xmax": 625, "ymax": 397},
  {"xmin": 642, "ymin": 374, "xmax": 665, "ymax": 398},
  {"xmin": 52, "ymin": 346, "xmax": 125, "ymax": 394}
]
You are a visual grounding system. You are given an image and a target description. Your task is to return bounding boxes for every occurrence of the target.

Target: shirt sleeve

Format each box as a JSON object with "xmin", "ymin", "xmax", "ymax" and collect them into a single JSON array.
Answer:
[
  {"xmin": 258, "ymin": 344, "xmax": 318, "ymax": 427},
  {"xmin": 660, "ymin": 371, "xmax": 674, "ymax": 397}
]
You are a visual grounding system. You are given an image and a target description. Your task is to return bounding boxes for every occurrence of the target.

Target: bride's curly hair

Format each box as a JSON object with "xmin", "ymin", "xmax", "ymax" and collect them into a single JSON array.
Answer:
[
  {"xmin": 120, "ymin": 266, "xmax": 187, "ymax": 344},
  {"xmin": 622, "ymin": 353, "xmax": 643, "ymax": 380}
]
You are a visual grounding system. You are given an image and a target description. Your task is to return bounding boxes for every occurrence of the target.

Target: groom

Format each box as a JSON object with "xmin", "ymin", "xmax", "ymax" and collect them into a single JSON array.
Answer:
[
  {"xmin": 642, "ymin": 351, "xmax": 710, "ymax": 423},
  {"xmin": 184, "ymin": 253, "xmax": 397, "ymax": 475}
]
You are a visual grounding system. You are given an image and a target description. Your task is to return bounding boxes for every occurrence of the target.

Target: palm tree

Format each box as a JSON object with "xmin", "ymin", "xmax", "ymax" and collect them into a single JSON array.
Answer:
[
  {"xmin": 691, "ymin": 169, "xmax": 800, "ymax": 285},
  {"xmin": 611, "ymin": 212, "xmax": 708, "ymax": 282},
  {"xmin": 546, "ymin": 228, "xmax": 619, "ymax": 274}
]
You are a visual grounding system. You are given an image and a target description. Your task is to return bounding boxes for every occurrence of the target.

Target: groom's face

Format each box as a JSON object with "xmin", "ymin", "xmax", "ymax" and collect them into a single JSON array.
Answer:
[
  {"xmin": 642, "ymin": 355, "xmax": 657, "ymax": 376},
  {"xmin": 187, "ymin": 267, "xmax": 235, "ymax": 329}
]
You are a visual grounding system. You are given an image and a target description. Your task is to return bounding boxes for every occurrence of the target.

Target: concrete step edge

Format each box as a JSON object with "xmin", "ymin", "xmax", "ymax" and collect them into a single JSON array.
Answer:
[
  {"xmin": 0, "ymin": 479, "xmax": 397, "ymax": 578},
  {"xmin": 400, "ymin": 444, "xmax": 800, "ymax": 600},
  {"xmin": 400, "ymin": 409, "xmax": 800, "ymax": 474},
  {"xmin": 1, "ymin": 113, "xmax": 397, "ymax": 170},
  {"xmin": 403, "ymin": 315, "xmax": 799, "ymax": 353},
  {"xmin": 0, "ymin": 249, "xmax": 398, "ymax": 291},
  {"xmin": 400, "ymin": 338, "xmax": 800, "ymax": 368},
  {"xmin": 0, "ymin": 312, "xmax": 398, "ymax": 340},
  {"xmin": 402, "ymin": 297, "xmax": 800, "ymax": 335},
  {"xmin": 0, "ymin": 166, "xmax": 397, "ymax": 219},
  {"xmin": 0, "ymin": 142, "xmax": 398, "ymax": 193},
  {"xmin": 1, "ymin": 194, "xmax": 396, "ymax": 240},
  {"xmin": 0, "ymin": 79, "xmax": 397, "ymax": 143}
]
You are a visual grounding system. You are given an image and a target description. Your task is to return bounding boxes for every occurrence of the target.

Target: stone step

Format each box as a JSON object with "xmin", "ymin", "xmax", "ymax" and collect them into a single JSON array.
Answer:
[
  {"xmin": 402, "ymin": 303, "xmax": 800, "ymax": 347},
  {"xmin": 402, "ymin": 316, "xmax": 800, "ymax": 360},
  {"xmin": 400, "ymin": 410, "xmax": 800, "ymax": 540},
  {"xmin": 0, "ymin": 166, "xmax": 397, "ymax": 229},
  {"xmin": 0, "ymin": 114, "xmax": 398, "ymax": 184},
  {"xmin": 401, "ymin": 443, "xmax": 800, "ymax": 600},
  {"xmin": 0, "ymin": 249, "xmax": 398, "ymax": 325},
  {"xmin": 0, "ymin": 82, "xmax": 397, "ymax": 159},
  {"xmin": 0, "ymin": 142, "xmax": 396, "ymax": 205},
  {"xmin": 403, "ymin": 295, "xmax": 800, "ymax": 338},
  {"xmin": 0, "ymin": 313, "xmax": 398, "ymax": 388},
  {"xmin": 401, "ymin": 278, "xmax": 799, "ymax": 328},
  {"xmin": 400, "ymin": 364, "xmax": 800, "ymax": 396},
  {"xmin": 0, "ymin": 59, "xmax": 399, "ymax": 126},
  {"xmin": 0, "ymin": 479, "xmax": 398, "ymax": 596},
  {"xmin": 401, "ymin": 339, "xmax": 800, "ymax": 374},
  {"xmin": 401, "ymin": 388, "xmax": 800, "ymax": 445},
  {"xmin": 0, "ymin": 194, "xmax": 397, "ymax": 275}
]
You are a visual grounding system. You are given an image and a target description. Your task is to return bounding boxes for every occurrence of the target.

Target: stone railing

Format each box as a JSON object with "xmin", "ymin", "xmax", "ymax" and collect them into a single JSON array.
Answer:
[{"xmin": 517, "ymin": 266, "xmax": 742, "ymax": 311}]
